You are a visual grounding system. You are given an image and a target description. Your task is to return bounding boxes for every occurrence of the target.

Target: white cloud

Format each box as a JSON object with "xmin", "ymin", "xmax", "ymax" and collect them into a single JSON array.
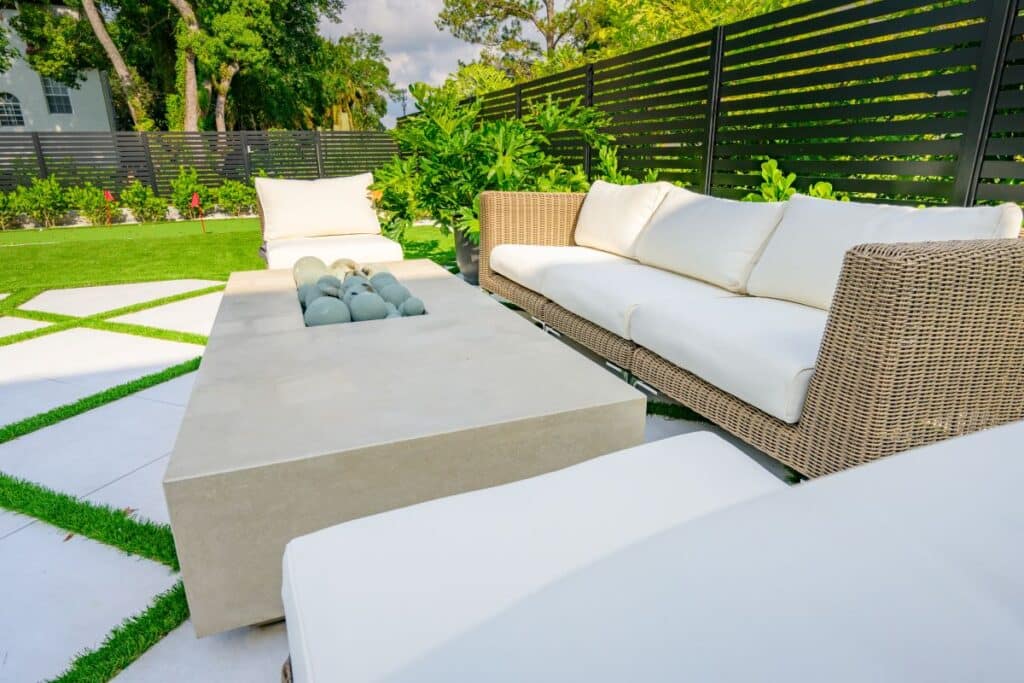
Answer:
[{"xmin": 320, "ymin": 0, "xmax": 482, "ymax": 127}]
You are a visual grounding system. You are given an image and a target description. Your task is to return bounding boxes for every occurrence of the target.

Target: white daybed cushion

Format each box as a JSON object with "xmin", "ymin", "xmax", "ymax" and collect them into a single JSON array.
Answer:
[
  {"xmin": 378, "ymin": 420, "xmax": 1024, "ymax": 683},
  {"xmin": 631, "ymin": 296, "xmax": 827, "ymax": 423},
  {"xmin": 747, "ymin": 194, "xmax": 1023, "ymax": 310},
  {"xmin": 282, "ymin": 432, "xmax": 785, "ymax": 683},
  {"xmin": 572, "ymin": 180, "xmax": 669, "ymax": 258},
  {"xmin": 265, "ymin": 234, "xmax": 403, "ymax": 270},
  {"xmin": 635, "ymin": 186, "xmax": 786, "ymax": 292},
  {"xmin": 255, "ymin": 173, "xmax": 381, "ymax": 241},
  {"xmin": 489, "ymin": 244, "xmax": 633, "ymax": 293},
  {"xmin": 541, "ymin": 261, "xmax": 738, "ymax": 339}
]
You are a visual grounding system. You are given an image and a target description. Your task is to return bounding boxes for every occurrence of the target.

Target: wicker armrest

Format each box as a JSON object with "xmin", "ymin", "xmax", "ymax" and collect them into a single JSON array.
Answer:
[
  {"xmin": 478, "ymin": 191, "xmax": 586, "ymax": 287},
  {"xmin": 793, "ymin": 238, "xmax": 1024, "ymax": 476}
]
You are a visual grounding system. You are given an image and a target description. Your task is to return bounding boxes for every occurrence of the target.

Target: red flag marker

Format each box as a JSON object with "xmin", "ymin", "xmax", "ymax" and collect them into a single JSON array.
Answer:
[
  {"xmin": 191, "ymin": 192, "xmax": 207, "ymax": 234},
  {"xmin": 103, "ymin": 189, "xmax": 114, "ymax": 225}
]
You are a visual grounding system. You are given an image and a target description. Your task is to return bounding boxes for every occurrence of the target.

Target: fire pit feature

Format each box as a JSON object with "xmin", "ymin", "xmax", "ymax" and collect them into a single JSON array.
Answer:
[{"xmin": 293, "ymin": 256, "xmax": 426, "ymax": 326}]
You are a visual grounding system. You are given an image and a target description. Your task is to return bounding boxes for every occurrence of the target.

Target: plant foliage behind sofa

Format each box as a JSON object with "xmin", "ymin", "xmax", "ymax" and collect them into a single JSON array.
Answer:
[{"xmin": 372, "ymin": 84, "xmax": 629, "ymax": 244}]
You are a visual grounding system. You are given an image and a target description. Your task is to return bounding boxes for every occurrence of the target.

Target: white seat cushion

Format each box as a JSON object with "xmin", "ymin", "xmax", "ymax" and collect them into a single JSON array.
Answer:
[
  {"xmin": 635, "ymin": 186, "xmax": 785, "ymax": 292},
  {"xmin": 282, "ymin": 432, "xmax": 785, "ymax": 683},
  {"xmin": 489, "ymin": 244, "xmax": 632, "ymax": 293},
  {"xmin": 631, "ymin": 296, "xmax": 827, "ymax": 423},
  {"xmin": 380, "ymin": 420, "xmax": 1024, "ymax": 683},
  {"xmin": 541, "ymin": 262, "xmax": 738, "ymax": 339},
  {"xmin": 747, "ymin": 194, "xmax": 1023, "ymax": 310},
  {"xmin": 255, "ymin": 173, "xmax": 381, "ymax": 241},
  {"xmin": 265, "ymin": 234, "xmax": 403, "ymax": 270},
  {"xmin": 573, "ymin": 180, "xmax": 670, "ymax": 258}
]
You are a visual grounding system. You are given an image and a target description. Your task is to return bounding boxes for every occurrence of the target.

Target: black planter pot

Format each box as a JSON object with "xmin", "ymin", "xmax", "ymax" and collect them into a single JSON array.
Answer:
[{"xmin": 454, "ymin": 229, "xmax": 480, "ymax": 286}]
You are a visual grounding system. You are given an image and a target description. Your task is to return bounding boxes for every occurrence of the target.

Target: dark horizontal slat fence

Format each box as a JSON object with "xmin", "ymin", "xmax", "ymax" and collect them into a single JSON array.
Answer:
[
  {"xmin": 0, "ymin": 130, "xmax": 397, "ymax": 194},
  {"xmin": 463, "ymin": 0, "xmax": 1024, "ymax": 207}
]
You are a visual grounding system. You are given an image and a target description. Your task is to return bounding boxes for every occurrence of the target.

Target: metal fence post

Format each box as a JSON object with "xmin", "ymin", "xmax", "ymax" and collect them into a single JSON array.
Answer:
[
  {"xmin": 951, "ymin": 0, "xmax": 1017, "ymax": 206},
  {"xmin": 583, "ymin": 63, "xmax": 595, "ymax": 180},
  {"xmin": 240, "ymin": 130, "xmax": 252, "ymax": 182},
  {"xmin": 702, "ymin": 26, "xmax": 726, "ymax": 196},
  {"xmin": 514, "ymin": 85, "xmax": 523, "ymax": 118},
  {"xmin": 31, "ymin": 133, "xmax": 48, "ymax": 179},
  {"xmin": 140, "ymin": 132, "xmax": 159, "ymax": 193},
  {"xmin": 314, "ymin": 131, "xmax": 325, "ymax": 178}
]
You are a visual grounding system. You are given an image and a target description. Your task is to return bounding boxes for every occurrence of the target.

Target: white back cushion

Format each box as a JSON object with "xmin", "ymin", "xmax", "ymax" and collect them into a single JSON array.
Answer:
[
  {"xmin": 747, "ymin": 194, "xmax": 1023, "ymax": 309},
  {"xmin": 573, "ymin": 180, "xmax": 669, "ymax": 258},
  {"xmin": 635, "ymin": 186, "xmax": 786, "ymax": 292},
  {"xmin": 256, "ymin": 173, "xmax": 381, "ymax": 241}
]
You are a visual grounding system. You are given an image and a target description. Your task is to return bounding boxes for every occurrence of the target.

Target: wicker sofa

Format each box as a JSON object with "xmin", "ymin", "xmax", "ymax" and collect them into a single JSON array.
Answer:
[{"xmin": 479, "ymin": 186, "xmax": 1024, "ymax": 478}]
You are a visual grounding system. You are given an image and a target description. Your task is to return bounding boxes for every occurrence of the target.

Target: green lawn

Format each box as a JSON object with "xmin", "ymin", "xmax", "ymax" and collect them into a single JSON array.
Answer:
[{"xmin": 0, "ymin": 218, "xmax": 455, "ymax": 294}]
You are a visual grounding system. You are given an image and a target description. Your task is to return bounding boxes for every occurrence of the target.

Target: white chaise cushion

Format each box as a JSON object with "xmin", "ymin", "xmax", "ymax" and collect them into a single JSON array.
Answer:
[
  {"xmin": 747, "ymin": 194, "xmax": 1023, "ymax": 309},
  {"xmin": 265, "ymin": 234, "xmax": 403, "ymax": 270},
  {"xmin": 489, "ymin": 244, "xmax": 633, "ymax": 293},
  {"xmin": 282, "ymin": 432, "xmax": 785, "ymax": 683},
  {"xmin": 631, "ymin": 296, "xmax": 827, "ymax": 423},
  {"xmin": 256, "ymin": 173, "xmax": 381, "ymax": 241},
  {"xmin": 572, "ymin": 180, "xmax": 669, "ymax": 258},
  {"xmin": 635, "ymin": 186, "xmax": 785, "ymax": 292},
  {"xmin": 382, "ymin": 421, "xmax": 1024, "ymax": 683},
  {"xmin": 541, "ymin": 262, "xmax": 738, "ymax": 339}
]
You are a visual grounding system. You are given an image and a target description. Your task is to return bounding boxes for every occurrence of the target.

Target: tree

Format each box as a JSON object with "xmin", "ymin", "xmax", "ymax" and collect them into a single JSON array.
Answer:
[
  {"xmin": 0, "ymin": 20, "xmax": 12, "ymax": 72},
  {"xmin": 167, "ymin": 0, "xmax": 201, "ymax": 131},
  {"xmin": 442, "ymin": 62, "xmax": 513, "ymax": 99},
  {"xmin": 80, "ymin": 0, "xmax": 154, "ymax": 129},
  {"xmin": 437, "ymin": 0, "xmax": 593, "ymax": 71},
  {"xmin": 315, "ymin": 31, "xmax": 397, "ymax": 131}
]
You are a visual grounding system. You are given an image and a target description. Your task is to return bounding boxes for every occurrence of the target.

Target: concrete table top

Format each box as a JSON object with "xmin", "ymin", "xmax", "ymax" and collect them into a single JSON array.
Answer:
[{"xmin": 165, "ymin": 260, "xmax": 645, "ymax": 636}]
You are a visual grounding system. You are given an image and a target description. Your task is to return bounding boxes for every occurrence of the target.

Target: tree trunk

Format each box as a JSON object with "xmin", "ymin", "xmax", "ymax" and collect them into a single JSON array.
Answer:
[
  {"xmin": 544, "ymin": 0, "xmax": 557, "ymax": 54},
  {"xmin": 80, "ymin": 0, "xmax": 150, "ymax": 130},
  {"xmin": 168, "ymin": 0, "xmax": 201, "ymax": 132},
  {"xmin": 213, "ymin": 63, "xmax": 240, "ymax": 132}
]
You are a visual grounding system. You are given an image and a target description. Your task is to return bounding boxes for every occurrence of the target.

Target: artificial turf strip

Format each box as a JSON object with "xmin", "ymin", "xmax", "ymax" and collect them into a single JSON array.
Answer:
[
  {"xmin": 0, "ymin": 356, "xmax": 202, "ymax": 446},
  {"xmin": 82, "ymin": 319, "xmax": 209, "ymax": 346},
  {"xmin": 0, "ymin": 472, "xmax": 179, "ymax": 568},
  {"xmin": 0, "ymin": 318, "xmax": 78, "ymax": 347},
  {"xmin": 49, "ymin": 583, "xmax": 190, "ymax": 683},
  {"xmin": 645, "ymin": 399, "xmax": 708, "ymax": 423}
]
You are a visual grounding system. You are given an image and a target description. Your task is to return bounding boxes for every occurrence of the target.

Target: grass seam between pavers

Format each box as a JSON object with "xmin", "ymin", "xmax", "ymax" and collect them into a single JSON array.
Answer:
[
  {"xmin": 0, "ymin": 284, "xmax": 223, "ymax": 347},
  {"xmin": 0, "ymin": 356, "xmax": 201, "ymax": 445},
  {"xmin": 0, "ymin": 473, "xmax": 179, "ymax": 568},
  {"xmin": 48, "ymin": 583, "xmax": 190, "ymax": 683}
]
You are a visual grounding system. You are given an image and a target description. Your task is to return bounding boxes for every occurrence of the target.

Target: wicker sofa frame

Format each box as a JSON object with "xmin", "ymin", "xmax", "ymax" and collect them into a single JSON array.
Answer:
[{"xmin": 479, "ymin": 191, "xmax": 1024, "ymax": 478}]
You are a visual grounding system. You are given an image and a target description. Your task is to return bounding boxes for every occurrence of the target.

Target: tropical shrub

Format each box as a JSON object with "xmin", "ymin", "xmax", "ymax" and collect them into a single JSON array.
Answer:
[
  {"xmin": 593, "ymin": 145, "xmax": 658, "ymax": 186},
  {"xmin": 372, "ymin": 84, "xmax": 621, "ymax": 244},
  {"xmin": 169, "ymin": 166, "xmax": 212, "ymax": 219},
  {"xmin": 66, "ymin": 182, "xmax": 119, "ymax": 225},
  {"xmin": 213, "ymin": 179, "xmax": 257, "ymax": 216},
  {"xmin": 121, "ymin": 180, "xmax": 168, "ymax": 223},
  {"xmin": 14, "ymin": 176, "xmax": 70, "ymax": 227},
  {"xmin": 0, "ymin": 191, "xmax": 22, "ymax": 230},
  {"xmin": 745, "ymin": 159, "xmax": 849, "ymax": 202}
]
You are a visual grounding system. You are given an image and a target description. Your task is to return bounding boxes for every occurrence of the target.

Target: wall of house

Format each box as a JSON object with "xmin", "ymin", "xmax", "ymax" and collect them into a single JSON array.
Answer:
[{"xmin": 0, "ymin": 10, "xmax": 115, "ymax": 132}]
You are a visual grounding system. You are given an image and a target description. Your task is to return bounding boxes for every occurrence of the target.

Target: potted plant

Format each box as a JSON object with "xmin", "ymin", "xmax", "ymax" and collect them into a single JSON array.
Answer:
[{"xmin": 372, "ymin": 84, "xmax": 612, "ymax": 285}]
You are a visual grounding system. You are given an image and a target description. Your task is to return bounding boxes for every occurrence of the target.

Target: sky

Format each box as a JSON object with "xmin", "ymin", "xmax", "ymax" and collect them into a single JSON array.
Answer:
[{"xmin": 319, "ymin": 0, "xmax": 483, "ymax": 128}]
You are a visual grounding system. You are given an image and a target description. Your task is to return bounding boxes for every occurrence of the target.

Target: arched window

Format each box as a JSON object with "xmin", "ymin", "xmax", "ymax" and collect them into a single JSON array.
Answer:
[{"xmin": 0, "ymin": 93, "xmax": 25, "ymax": 127}]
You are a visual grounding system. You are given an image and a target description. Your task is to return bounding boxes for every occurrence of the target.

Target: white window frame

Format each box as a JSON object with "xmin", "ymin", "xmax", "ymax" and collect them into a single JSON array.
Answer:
[
  {"xmin": 41, "ymin": 77, "xmax": 74, "ymax": 115},
  {"xmin": 0, "ymin": 93, "xmax": 25, "ymax": 126}
]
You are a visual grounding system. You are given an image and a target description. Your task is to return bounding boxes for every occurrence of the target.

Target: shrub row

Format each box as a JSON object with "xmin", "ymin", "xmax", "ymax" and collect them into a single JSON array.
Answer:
[{"xmin": 0, "ymin": 166, "xmax": 258, "ymax": 230}]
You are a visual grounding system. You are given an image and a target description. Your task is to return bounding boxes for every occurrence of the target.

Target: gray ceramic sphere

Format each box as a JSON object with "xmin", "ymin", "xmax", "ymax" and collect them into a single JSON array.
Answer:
[
  {"xmin": 342, "ymin": 284, "xmax": 372, "ymax": 306},
  {"xmin": 369, "ymin": 272, "xmax": 398, "ymax": 289},
  {"xmin": 384, "ymin": 302, "xmax": 399, "ymax": 316},
  {"xmin": 349, "ymin": 292, "xmax": 389, "ymax": 321},
  {"xmin": 303, "ymin": 285, "xmax": 326, "ymax": 308},
  {"xmin": 379, "ymin": 283, "xmax": 411, "ymax": 307},
  {"xmin": 297, "ymin": 283, "xmax": 319, "ymax": 309},
  {"xmin": 400, "ymin": 296, "xmax": 426, "ymax": 316},
  {"xmin": 303, "ymin": 297, "xmax": 351, "ymax": 326},
  {"xmin": 343, "ymin": 274, "xmax": 371, "ymax": 290}
]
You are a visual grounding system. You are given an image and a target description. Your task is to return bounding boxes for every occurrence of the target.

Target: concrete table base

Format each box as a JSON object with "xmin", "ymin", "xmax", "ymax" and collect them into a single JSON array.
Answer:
[{"xmin": 164, "ymin": 260, "xmax": 645, "ymax": 636}]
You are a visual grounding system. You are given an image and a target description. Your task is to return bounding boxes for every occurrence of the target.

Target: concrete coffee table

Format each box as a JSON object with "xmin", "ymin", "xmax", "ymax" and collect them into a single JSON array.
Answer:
[{"xmin": 164, "ymin": 259, "xmax": 645, "ymax": 636}]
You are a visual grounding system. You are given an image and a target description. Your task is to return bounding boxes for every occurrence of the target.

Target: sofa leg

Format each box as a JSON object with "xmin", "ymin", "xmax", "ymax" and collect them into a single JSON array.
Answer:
[
  {"xmin": 281, "ymin": 656, "xmax": 293, "ymax": 683},
  {"xmin": 631, "ymin": 378, "xmax": 660, "ymax": 397},
  {"xmin": 604, "ymin": 361, "xmax": 631, "ymax": 383}
]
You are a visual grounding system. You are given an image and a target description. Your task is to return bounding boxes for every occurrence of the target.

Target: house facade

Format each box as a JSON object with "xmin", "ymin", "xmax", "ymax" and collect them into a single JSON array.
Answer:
[{"xmin": 0, "ymin": 9, "xmax": 116, "ymax": 132}]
